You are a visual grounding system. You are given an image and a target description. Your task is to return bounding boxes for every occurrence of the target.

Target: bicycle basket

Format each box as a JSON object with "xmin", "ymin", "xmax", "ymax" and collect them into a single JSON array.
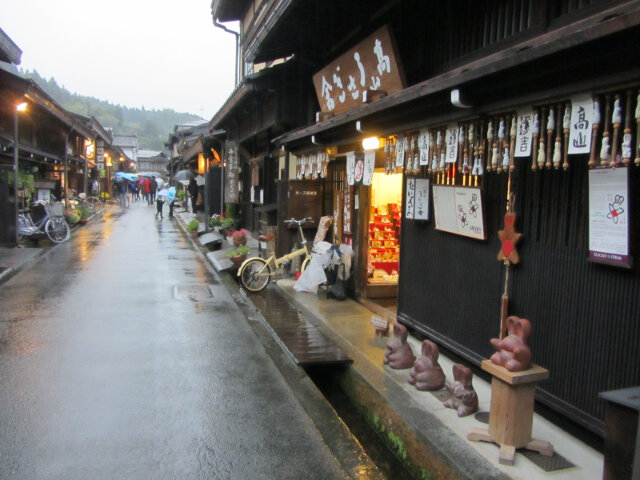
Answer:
[{"xmin": 48, "ymin": 202, "xmax": 64, "ymax": 216}]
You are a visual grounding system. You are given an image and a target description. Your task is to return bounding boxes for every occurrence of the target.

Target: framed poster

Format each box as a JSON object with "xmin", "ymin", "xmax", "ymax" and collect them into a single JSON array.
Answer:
[
  {"xmin": 432, "ymin": 185, "xmax": 486, "ymax": 240},
  {"xmin": 588, "ymin": 166, "xmax": 631, "ymax": 268}
]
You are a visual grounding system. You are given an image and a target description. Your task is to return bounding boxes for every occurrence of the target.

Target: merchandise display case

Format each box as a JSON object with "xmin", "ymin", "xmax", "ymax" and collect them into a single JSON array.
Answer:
[{"xmin": 368, "ymin": 203, "xmax": 401, "ymax": 281}]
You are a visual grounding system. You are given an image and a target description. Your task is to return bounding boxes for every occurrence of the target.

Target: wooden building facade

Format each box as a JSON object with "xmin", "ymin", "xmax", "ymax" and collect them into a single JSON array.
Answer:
[{"xmin": 211, "ymin": 0, "xmax": 640, "ymax": 437}]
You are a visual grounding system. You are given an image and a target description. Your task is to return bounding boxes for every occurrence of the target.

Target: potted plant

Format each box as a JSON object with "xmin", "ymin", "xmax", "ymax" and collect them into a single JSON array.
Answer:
[
  {"xmin": 231, "ymin": 228, "xmax": 249, "ymax": 246},
  {"xmin": 220, "ymin": 216, "xmax": 235, "ymax": 238},
  {"xmin": 187, "ymin": 219, "xmax": 199, "ymax": 236},
  {"xmin": 224, "ymin": 244, "xmax": 250, "ymax": 265},
  {"xmin": 209, "ymin": 214, "xmax": 222, "ymax": 231},
  {"xmin": 64, "ymin": 208, "xmax": 80, "ymax": 225},
  {"xmin": 76, "ymin": 206, "xmax": 91, "ymax": 224}
]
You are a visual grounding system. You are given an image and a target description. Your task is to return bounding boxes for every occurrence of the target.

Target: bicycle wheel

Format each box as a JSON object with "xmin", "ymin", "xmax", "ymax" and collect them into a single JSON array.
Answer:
[
  {"xmin": 83, "ymin": 196, "xmax": 103, "ymax": 214},
  {"xmin": 45, "ymin": 217, "xmax": 70, "ymax": 243},
  {"xmin": 16, "ymin": 215, "xmax": 31, "ymax": 243},
  {"xmin": 239, "ymin": 258, "xmax": 271, "ymax": 292}
]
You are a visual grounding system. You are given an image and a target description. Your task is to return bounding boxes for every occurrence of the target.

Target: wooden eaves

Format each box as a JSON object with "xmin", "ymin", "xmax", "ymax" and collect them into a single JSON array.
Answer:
[{"xmin": 272, "ymin": 1, "xmax": 640, "ymax": 151}]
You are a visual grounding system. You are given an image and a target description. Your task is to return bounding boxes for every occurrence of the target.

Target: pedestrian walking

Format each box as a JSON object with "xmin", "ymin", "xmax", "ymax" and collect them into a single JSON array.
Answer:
[
  {"xmin": 188, "ymin": 178, "xmax": 198, "ymax": 214},
  {"xmin": 167, "ymin": 185, "xmax": 176, "ymax": 218},
  {"xmin": 149, "ymin": 176, "xmax": 158, "ymax": 205},
  {"xmin": 144, "ymin": 177, "xmax": 151, "ymax": 204},
  {"xmin": 117, "ymin": 180, "xmax": 127, "ymax": 208}
]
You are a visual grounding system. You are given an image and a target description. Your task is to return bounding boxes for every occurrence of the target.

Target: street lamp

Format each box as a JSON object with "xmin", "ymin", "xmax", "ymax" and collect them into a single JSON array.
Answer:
[{"xmin": 13, "ymin": 101, "xmax": 28, "ymax": 247}]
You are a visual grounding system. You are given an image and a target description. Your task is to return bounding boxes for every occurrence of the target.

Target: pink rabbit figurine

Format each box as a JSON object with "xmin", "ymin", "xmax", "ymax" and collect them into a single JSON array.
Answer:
[
  {"xmin": 408, "ymin": 339, "xmax": 445, "ymax": 391},
  {"xmin": 490, "ymin": 316, "xmax": 532, "ymax": 372},
  {"xmin": 383, "ymin": 323, "xmax": 416, "ymax": 369},
  {"xmin": 443, "ymin": 364, "xmax": 479, "ymax": 417}
]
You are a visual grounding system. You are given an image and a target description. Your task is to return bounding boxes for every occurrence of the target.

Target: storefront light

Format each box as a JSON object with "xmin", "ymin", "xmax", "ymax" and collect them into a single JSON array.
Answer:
[
  {"xmin": 198, "ymin": 153, "xmax": 206, "ymax": 174},
  {"xmin": 362, "ymin": 136, "xmax": 381, "ymax": 150}
]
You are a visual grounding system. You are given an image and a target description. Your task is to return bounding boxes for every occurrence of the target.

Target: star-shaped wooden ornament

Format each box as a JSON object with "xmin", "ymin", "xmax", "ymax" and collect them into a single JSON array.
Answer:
[{"xmin": 498, "ymin": 212, "xmax": 522, "ymax": 264}]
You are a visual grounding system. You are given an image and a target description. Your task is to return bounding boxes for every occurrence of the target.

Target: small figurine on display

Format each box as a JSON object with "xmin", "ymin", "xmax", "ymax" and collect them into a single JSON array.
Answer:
[
  {"xmin": 443, "ymin": 364, "xmax": 479, "ymax": 417},
  {"xmin": 408, "ymin": 339, "xmax": 445, "ymax": 391},
  {"xmin": 490, "ymin": 316, "xmax": 532, "ymax": 372},
  {"xmin": 383, "ymin": 323, "xmax": 415, "ymax": 369}
]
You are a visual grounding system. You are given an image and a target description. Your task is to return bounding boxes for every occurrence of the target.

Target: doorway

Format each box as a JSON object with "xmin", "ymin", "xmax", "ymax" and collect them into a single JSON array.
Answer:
[{"xmin": 364, "ymin": 170, "xmax": 402, "ymax": 316}]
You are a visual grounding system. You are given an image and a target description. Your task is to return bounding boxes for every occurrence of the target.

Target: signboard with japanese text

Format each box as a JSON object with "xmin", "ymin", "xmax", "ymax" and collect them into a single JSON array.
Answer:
[
  {"xmin": 363, "ymin": 151, "xmax": 375, "ymax": 186},
  {"xmin": 225, "ymin": 141, "xmax": 240, "ymax": 203},
  {"xmin": 569, "ymin": 94, "xmax": 593, "ymax": 155},
  {"xmin": 445, "ymin": 125, "xmax": 459, "ymax": 163},
  {"xmin": 432, "ymin": 186, "xmax": 486, "ymax": 240},
  {"xmin": 414, "ymin": 179, "xmax": 430, "ymax": 221},
  {"xmin": 515, "ymin": 110, "xmax": 534, "ymax": 157},
  {"xmin": 346, "ymin": 153, "xmax": 355, "ymax": 185},
  {"xmin": 343, "ymin": 186, "xmax": 354, "ymax": 235},
  {"xmin": 405, "ymin": 178, "xmax": 415, "ymax": 219},
  {"xmin": 312, "ymin": 25, "xmax": 405, "ymax": 116},
  {"xmin": 588, "ymin": 166, "xmax": 630, "ymax": 268}
]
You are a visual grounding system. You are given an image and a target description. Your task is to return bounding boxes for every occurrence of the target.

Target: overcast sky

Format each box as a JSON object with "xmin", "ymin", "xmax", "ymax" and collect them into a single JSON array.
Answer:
[{"xmin": 1, "ymin": 0, "xmax": 238, "ymax": 120}]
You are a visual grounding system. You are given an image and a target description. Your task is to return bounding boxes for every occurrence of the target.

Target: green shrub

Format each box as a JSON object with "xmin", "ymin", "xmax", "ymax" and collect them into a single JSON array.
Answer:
[
  {"xmin": 77, "ymin": 206, "xmax": 91, "ymax": 220},
  {"xmin": 187, "ymin": 219, "xmax": 199, "ymax": 231},
  {"xmin": 224, "ymin": 245, "xmax": 250, "ymax": 258}
]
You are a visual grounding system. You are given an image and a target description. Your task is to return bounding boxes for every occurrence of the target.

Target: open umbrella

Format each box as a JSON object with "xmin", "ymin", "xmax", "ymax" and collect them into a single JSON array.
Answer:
[
  {"xmin": 115, "ymin": 171, "xmax": 138, "ymax": 182},
  {"xmin": 137, "ymin": 171, "xmax": 165, "ymax": 179},
  {"xmin": 173, "ymin": 170, "xmax": 196, "ymax": 181}
]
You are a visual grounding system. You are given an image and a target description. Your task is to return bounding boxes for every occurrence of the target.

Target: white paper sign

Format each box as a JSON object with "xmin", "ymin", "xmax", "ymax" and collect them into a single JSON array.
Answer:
[
  {"xmin": 419, "ymin": 129, "xmax": 430, "ymax": 166},
  {"xmin": 588, "ymin": 167, "xmax": 630, "ymax": 267},
  {"xmin": 569, "ymin": 94, "xmax": 593, "ymax": 155},
  {"xmin": 405, "ymin": 178, "xmax": 415, "ymax": 219},
  {"xmin": 363, "ymin": 151, "xmax": 375, "ymax": 186},
  {"xmin": 396, "ymin": 135, "xmax": 405, "ymax": 167},
  {"xmin": 414, "ymin": 179, "xmax": 430, "ymax": 220},
  {"xmin": 515, "ymin": 110, "xmax": 534, "ymax": 157},
  {"xmin": 432, "ymin": 186, "xmax": 485, "ymax": 240},
  {"xmin": 346, "ymin": 152, "xmax": 355, "ymax": 185},
  {"xmin": 445, "ymin": 125, "xmax": 458, "ymax": 163}
]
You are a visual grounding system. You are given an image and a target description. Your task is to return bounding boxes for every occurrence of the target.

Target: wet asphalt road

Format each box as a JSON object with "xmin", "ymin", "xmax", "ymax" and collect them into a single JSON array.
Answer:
[{"xmin": 0, "ymin": 202, "xmax": 347, "ymax": 479}]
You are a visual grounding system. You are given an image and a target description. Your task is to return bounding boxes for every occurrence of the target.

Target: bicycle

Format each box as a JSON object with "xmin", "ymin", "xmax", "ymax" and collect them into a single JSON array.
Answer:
[
  {"xmin": 238, "ymin": 217, "xmax": 314, "ymax": 292},
  {"xmin": 69, "ymin": 194, "xmax": 104, "ymax": 215},
  {"xmin": 17, "ymin": 200, "xmax": 70, "ymax": 244}
]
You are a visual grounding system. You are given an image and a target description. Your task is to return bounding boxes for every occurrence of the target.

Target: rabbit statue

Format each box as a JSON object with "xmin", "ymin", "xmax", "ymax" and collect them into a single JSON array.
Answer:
[
  {"xmin": 408, "ymin": 339, "xmax": 445, "ymax": 391},
  {"xmin": 383, "ymin": 323, "xmax": 416, "ymax": 369},
  {"xmin": 490, "ymin": 316, "xmax": 532, "ymax": 372},
  {"xmin": 443, "ymin": 364, "xmax": 479, "ymax": 417}
]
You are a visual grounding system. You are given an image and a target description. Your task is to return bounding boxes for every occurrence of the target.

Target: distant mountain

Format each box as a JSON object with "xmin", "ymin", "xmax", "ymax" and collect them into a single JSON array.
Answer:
[{"xmin": 20, "ymin": 69, "xmax": 203, "ymax": 151}]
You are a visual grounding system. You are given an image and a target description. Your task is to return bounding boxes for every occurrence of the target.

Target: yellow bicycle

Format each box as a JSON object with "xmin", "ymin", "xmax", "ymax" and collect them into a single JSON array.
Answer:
[{"xmin": 238, "ymin": 217, "xmax": 313, "ymax": 292}]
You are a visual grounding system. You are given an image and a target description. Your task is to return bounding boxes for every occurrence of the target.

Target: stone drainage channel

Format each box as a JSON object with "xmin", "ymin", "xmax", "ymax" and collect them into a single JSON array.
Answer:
[{"xmin": 218, "ymin": 272, "xmax": 416, "ymax": 479}]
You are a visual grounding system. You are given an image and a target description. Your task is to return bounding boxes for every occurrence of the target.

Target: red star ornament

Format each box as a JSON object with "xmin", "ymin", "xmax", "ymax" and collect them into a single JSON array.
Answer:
[{"xmin": 498, "ymin": 212, "xmax": 522, "ymax": 264}]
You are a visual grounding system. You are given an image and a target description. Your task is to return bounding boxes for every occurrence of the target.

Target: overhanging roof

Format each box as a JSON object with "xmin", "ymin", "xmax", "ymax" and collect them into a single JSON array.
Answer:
[
  {"xmin": 0, "ymin": 28, "xmax": 22, "ymax": 65},
  {"xmin": 273, "ymin": 2, "xmax": 640, "ymax": 150},
  {"xmin": 211, "ymin": 0, "xmax": 251, "ymax": 22}
]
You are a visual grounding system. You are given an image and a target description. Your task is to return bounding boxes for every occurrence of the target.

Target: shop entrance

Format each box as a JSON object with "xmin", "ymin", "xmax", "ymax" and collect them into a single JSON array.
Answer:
[{"xmin": 365, "ymin": 170, "xmax": 402, "ymax": 315}]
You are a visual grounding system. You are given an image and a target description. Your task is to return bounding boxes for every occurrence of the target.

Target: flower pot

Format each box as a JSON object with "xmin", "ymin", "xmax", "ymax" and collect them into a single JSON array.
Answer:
[
  {"xmin": 233, "ymin": 237, "xmax": 246, "ymax": 247},
  {"xmin": 230, "ymin": 254, "xmax": 247, "ymax": 265}
]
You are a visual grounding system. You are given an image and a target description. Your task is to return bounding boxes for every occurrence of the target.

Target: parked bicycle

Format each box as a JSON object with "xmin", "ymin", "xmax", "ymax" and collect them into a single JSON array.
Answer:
[
  {"xmin": 238, "ymin": 217, "xmax": 313, "ymax": 292},
  {"xmin": 17, "ymin": 200, "xmax": 70, "ymax": 244},
  {"xmin": 68, "ymin": 194, "xmax": 104, "ymax": 215}
]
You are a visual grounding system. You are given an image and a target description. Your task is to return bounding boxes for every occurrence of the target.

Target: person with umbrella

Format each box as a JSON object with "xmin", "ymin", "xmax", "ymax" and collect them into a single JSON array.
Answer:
[{"xmin": 188, "ymin": 177, "xmax": 198, "ymax": 214}]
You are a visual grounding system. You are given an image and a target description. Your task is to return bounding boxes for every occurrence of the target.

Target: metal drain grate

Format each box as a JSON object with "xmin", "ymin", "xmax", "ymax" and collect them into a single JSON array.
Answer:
[
  {"xmin": 521, "ymin": 450, "xmax": 575, "ymax": 472},
  {"xmin": 173, "ymin": 285, "xmax": 214, "ymax": 301}
]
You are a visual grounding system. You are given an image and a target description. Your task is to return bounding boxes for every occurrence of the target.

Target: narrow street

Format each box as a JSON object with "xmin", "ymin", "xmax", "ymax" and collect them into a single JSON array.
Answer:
[{"xmin": 0, "ymin": 202, "xmax": 348, "ymax": 479}]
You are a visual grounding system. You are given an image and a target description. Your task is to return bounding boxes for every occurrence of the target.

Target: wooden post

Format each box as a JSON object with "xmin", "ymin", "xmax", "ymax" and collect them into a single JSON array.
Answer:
[{"xmin": 468, "ymin": 360, "xmax": 553, "ymax": 465}]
